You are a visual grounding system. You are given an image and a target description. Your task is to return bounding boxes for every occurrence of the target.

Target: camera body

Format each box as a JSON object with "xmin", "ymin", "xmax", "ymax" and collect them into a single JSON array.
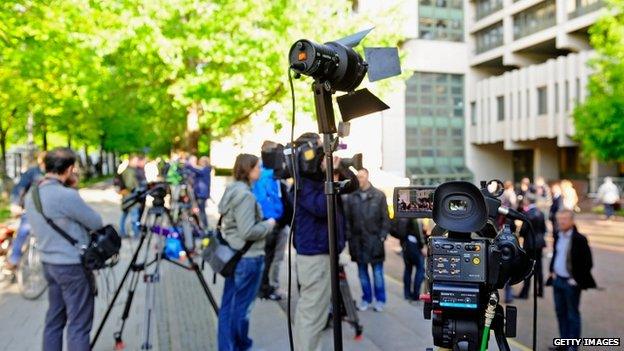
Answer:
[{"xmin": 393, "ymin": 181, "xmax": 533, "ymax": 351}]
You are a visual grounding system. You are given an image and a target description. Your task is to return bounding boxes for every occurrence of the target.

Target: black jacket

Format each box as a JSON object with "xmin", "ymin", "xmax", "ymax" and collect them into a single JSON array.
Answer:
[
  {"xmin": 390, "ymin": 218, "xmax": 424, "ymax": 261},
  {"xmin": 345, "ymin": 185, "xmax": 390, "ymax": 264},
  {"xmin": 519, "ymin": 206, "xmax": 547, "ymax": 250},
  {"xmin": 549, "ymin": 227, "xmax": 597, "ymax": 290}
]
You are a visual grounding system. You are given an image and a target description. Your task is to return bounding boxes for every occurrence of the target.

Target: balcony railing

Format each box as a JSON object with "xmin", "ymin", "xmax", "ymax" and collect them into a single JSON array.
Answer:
[
  {"xmin": 569, "ymin": 0, "xmax": 603, "ymax": 19},
  {"xmin": 513, "ymin": 17, "xmax": 556, "ymax": 39},
  {"xmin": 476, "ymin": 2, "xmax": 503, "ymax": 21}
]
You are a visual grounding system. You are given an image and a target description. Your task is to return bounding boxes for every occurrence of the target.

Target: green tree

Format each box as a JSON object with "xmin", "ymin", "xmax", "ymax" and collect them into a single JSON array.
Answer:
[{"xmin": 574, "ymin": 0, "xmax": 624, "ymax": 161}]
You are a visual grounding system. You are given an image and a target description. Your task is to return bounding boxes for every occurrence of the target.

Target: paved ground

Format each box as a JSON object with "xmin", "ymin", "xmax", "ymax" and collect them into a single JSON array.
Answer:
[{"xmin": 1, "ymin": 184, "xmax": 623, "ymax": 350}]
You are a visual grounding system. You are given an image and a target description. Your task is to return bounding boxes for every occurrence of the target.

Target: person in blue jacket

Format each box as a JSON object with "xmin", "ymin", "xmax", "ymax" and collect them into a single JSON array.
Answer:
[
  {"xmin": 292, "ymin": 133, "xmax": 358, "ymax": 351},
  {"xmin": 186, "ymin": 155, "xmax": 212, "ymax": 227}
]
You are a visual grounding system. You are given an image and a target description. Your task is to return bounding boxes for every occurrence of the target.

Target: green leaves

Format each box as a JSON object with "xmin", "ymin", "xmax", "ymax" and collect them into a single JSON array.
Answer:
[
  {"xmin": 574, "ymin": 0, "xmax": 624, "ymax": 162},
  {"xmin": 0, "ymin": 0, "xmax": 405, "ymax": 156}
]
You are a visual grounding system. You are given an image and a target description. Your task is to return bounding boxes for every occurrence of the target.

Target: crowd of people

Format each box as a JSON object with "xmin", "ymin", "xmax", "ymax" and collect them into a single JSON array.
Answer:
[{"xmin": 3, "ymin": 141, "xmax": 619, "ymax": 351}]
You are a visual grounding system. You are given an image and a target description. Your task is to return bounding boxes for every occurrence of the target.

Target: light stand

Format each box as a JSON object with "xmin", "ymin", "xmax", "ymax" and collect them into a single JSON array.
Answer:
[{"xmin": 313, "ymin": 80, "xmax": 343, "ymax": 351}]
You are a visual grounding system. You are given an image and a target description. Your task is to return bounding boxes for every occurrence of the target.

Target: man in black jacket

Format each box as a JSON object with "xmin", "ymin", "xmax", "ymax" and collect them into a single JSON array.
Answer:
[
  {"xmin": 517, "ymin": 195, "xmax": 547, "ymax": 298},
  {"xmin": 549, "ymin": 209, "xmax": 596, "ymax": 351},
  {"xmin": 390, "ymin": 217, "xmax": 426, "ymax": 302},
  {"xmin": 345, "ymin": 168, "xmax": 390, "ymax": 312}
]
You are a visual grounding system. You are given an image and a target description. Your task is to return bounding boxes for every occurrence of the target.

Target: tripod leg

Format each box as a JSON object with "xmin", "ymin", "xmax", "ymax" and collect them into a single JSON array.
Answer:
[
  {"xmin": 91, "ymin": 228, "xmax": 150, "ymax": 348},
  {"xmin": 166, "ymin": 210, "xmax": 220, "ymax": 314},
  {"xmin": 113, "ymin": 270, "xmax": 142, "ymax": 350}
]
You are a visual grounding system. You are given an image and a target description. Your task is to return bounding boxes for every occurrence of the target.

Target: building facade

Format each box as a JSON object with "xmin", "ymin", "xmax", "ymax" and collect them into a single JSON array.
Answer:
[{"xmin": 465, "ymin": 0, "xmax": 621, "ymax": 192}]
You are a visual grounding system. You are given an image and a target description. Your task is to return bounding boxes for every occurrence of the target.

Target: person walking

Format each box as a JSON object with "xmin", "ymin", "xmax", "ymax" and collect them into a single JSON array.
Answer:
[
  {"xmin": 560, "ymin": 180, "xmax": 579, "ymax": 212},
  {"xmin": 550, "ymin": 183, "xmax": 564, "ymax": 239},
  {"xmin": 344, "ymin": 168, "xmax": 390, "ymax": 312},
  {"xmin": 390, "ymin": 217, "xmax": 426, "ymax": 302},
  {"xmin": 548, "ymin": 209, "xmax": 597, "ymax": 351},
  {"xmin": 597, "ymin": 177, "xmax": 620, "ymax": 220},
  {"xmin": 217, "ymin": 153, "xmax": 276, "ymax": 351},
  {"xmin": 24, "ymin": 148, "xmax": 103, "ymax": 351},
  {"xmin": 517, "ymin": 195, "xmax": 547, "ymax": 298}
]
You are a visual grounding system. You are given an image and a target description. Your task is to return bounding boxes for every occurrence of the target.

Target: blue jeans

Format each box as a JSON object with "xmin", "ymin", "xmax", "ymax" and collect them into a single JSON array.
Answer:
[
  {"xmin": 357, "ymin": 262, "xmax": 386, "ymax": 304},
  {"xmin": 218, "ymin": 256, "xmax": 264, "ymax": 351},
  {"xmin": 197, "ymin": 198, "xmax": 208, "ymax": 228},
  {"xmin": 42, "ymin": 263, "xmax": 94, "ymax": 351},
  {"xmin": 604, "ymin": 203, "xmax": 615, "ymax": 218},
  {"xmin": 553, "ymin": 277, "xmax": 581, "ymax": 346},
  {"xmin": 403, "ymin": 252, "xmax": 425, "ymax": 300},
  {"xmin": 9, "ymin": 216, "xmax": 31, "ymax": 265},
  {"xmin": 119, "ymin": 206, "xmax": 140, "ymax": 237}
]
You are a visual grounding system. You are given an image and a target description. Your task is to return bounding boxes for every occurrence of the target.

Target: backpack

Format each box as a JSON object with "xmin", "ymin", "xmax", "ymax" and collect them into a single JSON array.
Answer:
[{"xmin": 113, "ymin": 172, "xmax": 126, "ymax": 193}]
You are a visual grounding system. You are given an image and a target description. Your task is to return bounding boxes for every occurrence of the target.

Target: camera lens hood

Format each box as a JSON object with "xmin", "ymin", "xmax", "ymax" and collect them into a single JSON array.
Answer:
[{"xmin": 432, "ymin": 181, "xmax": 487, "ymax": 233}]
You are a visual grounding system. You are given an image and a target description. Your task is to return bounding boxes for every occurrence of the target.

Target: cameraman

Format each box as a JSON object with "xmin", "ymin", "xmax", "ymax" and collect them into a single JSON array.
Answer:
[
  {"xmin": 253, "ymin": 141, "xmax": 292, "ymax": 300},
  {"xmin": 118, "ymin": 155, "xmax": 146, "ymax": 238},
  {"xmin": 344, "ymin": 168, "xmax": 390, "ymax": 312},
  {"xmin": 292, "ymin": 133, "xmax": 358, "ymax": 351},
  {"xmin": 24, "ymin": 148, "xmax": 103, "ymax": 351}
]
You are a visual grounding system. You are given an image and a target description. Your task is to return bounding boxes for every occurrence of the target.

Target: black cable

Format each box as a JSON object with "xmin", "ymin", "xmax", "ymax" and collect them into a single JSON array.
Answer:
[{"xmin": 286, "ymin": 68, "xmax": 297, "ymax": 351}]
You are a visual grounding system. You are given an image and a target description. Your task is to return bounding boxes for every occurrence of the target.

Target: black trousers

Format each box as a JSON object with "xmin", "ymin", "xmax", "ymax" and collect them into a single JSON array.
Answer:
[{"xmin": 519, "ymin": 248, "xmax": 544, "ymax": 297}]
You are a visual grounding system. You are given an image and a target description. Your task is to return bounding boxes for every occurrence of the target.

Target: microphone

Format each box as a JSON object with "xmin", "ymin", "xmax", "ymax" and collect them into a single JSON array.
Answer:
[{"xmin": 498, "ymin": 206, "xmax": 527, "ymax": 221}]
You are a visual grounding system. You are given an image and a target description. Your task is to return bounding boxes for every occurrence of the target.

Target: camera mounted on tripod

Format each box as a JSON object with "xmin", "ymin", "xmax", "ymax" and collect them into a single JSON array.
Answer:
[{"xmin": 393, "ymin": 180, "xmax": 534, "ymax": 351}]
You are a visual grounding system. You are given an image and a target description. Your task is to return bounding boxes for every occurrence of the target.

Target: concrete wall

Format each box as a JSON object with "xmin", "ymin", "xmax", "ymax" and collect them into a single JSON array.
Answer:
[{"xmin": 465, "ymin": 142, "xmax": 513, "ymax": 183}]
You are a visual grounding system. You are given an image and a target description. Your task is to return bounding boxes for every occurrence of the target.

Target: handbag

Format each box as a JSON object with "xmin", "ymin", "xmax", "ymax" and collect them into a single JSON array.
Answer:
[
  {"xmin": 203, "ymin": 214, "xmax": 253, "ymax": 278},
  {"xmin": 31, "ymin": 181, "xmax": 121, "ymax": 271}
]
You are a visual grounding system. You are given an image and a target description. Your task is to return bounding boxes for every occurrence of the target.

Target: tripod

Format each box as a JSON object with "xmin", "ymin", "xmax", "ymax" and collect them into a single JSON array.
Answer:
[{"xmin": 91, "ymin": 192, "xmax": 219, "ymax": 350}]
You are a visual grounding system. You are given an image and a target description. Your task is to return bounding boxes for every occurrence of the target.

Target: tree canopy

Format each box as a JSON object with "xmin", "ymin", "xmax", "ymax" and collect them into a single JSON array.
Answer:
[
  {"xmin": 574, "ymin": 0, "xmax": 624, "ymax": 162},
  {"xmin": 0, "ymin": 0, "xmax": 405, "ymax": 177}
]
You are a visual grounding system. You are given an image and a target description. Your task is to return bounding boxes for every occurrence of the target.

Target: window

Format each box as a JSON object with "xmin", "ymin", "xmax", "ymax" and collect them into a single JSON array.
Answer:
[
  {"xmin": 496, "ymin": 96, "xmax": 505, "ymax": 121},
  {"xmin": 470, "ymin": 101, "xmax": 476, "ymax": 126},
  {"xmin": 537, "ymin": 86, "xmax": 547, "ymax": 115},
  {"xmin": 419, "ymin": 0, "xmax": 464, "ymax": 42},
  {"xmin": 568, "ymin": 0, "xmax": 602, "ymax": 19},
  {"xmin": 405, "ymin": 72, "xmax": 467, "ymax": 181},
  {"xmin": 575, "ymin": 78, "xmax": 581, "ymax": 104},
  {"xmin": 526, "ymin": 89, "xmax": 530, "ymax": 118},
  {"xmin": 513, "ymin": 0, "xmax": 556, "ymax": 39},
  {"xmin": 475, "ymin": 22, "xmax": 503, "ymax": 54},
  {"xmin": 555, "ymin": 83, "xmax": 559, "ymax": 113},
  {"xmin": 475, "ymin": 0, "xmax": 503, "ymax": 20},
  {"xmin": 565, "ymin": 80, "xmax": 570, "ymax": 111}
]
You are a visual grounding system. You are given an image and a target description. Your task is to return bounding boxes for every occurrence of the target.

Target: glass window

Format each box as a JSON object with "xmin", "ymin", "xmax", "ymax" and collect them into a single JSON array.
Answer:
[
  {"xmin": 419, "ymin": 0, "xmax": 464, "ymax": 42},
  {"xmin": 513, "ymin": 0, "xmax": 556, "ymax": 39},
  {"xmin": 405, "ymin": 72, "xmax": 468, "ymax": 181},
  {"xmin": 537, "ymin": 86, "xmax": 548, "ymax": 115},
  {"xmin": 555, "ymin": 83, "xmax": 559, "ymax": 113},
  {"xmin": 475, "ymin": 22, "xmax": 503, "ymax": 54},
  {"xmin": 575, "ymin": 78, "xmax": 581, "ymax": 104},
  {"xmin": 471, "ymin": 101, "xmax": 476, "ymax": 126},
  {"xmin": 476, "ymin": 0, "xmax": 503, "ymax": 20},
  {"xmin": 565, "ymin": 80, "xmax": 570, "ymax": 111},
  {"xmin": 496, "ymin": 96, "xmax": 505, "ymax": 121}
]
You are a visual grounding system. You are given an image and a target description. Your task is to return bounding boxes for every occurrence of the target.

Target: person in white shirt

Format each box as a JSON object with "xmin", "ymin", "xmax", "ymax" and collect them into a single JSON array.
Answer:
[{"xmin": 597, "ymin": 177, "xmax": 620, "ymax": 220}]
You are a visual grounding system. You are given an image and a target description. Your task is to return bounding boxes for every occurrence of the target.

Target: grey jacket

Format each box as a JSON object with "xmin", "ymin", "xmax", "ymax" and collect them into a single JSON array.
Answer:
[
  {"xmin": 218, "ymin": 181, "xmax": 273, "ymax": 257},
  {"xmin": 25, "ymin": 179, "xmax": 103, "ymax": 265}
]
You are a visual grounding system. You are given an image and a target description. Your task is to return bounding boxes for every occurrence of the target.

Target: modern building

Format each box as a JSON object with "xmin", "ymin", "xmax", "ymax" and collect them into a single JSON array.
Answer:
[{"xmin": 465, "ymin": 0, "xmax": 621, "ymax": 192}]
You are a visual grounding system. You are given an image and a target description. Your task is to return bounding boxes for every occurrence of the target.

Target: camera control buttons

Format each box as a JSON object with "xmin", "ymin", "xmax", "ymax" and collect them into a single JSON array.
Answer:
[{"xmin": 472, "ymin": 257, "xmax": 481, "ymax": 265}]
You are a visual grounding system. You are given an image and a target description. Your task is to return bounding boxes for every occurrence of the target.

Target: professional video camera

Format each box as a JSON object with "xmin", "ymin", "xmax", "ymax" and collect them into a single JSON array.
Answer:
[
  {"xmin": 122, "ymin": 181, "xmax": 168, "ymax": 212},
  {"xmin": 261, "ymin": 140, "xmax": 363, "ymax": 181},
  {"xmin": 393, "ymin": 180, "xmax": 534, "ymax": 351}
]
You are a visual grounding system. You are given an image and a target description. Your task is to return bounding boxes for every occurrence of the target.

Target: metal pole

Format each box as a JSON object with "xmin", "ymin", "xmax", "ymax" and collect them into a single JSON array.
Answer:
[{"xmin": 323, "ymin": 133, "xmax": 343, "ymax": 351}]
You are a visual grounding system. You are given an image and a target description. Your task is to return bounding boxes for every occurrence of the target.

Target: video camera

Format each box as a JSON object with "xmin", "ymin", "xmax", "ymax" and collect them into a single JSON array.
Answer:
[
  {"xmin": 122, "ymin": 181, "xmax": 168, "ymax": 212},
  {"xmin": 261, "ymin": 140, "xmax": 363, "ymax": 181},
  {"xmin": 393, "ymin": 180, "xmax": 534, "ymax": 351}
]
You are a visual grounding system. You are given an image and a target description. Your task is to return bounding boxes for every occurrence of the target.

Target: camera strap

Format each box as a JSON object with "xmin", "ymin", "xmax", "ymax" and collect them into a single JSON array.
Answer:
[{"xmin": 31, "ymin": 180, "xmax": 80, "ymax": 248}]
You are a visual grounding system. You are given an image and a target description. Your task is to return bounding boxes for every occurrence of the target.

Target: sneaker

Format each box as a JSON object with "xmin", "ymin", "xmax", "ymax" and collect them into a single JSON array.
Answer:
[
  {"xmin": 357, "ymin": 301, "xmax": 369, "ymax": 311},
  {"xmin": 373, "ymin": 302, "xmax": 385, "ymax": 312}
]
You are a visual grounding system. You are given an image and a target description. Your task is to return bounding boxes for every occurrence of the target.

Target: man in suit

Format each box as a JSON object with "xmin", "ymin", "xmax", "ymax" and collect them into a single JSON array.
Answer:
[{"xmin": 548, "ymin": 209, "xmax": 597, "ymax": 351}]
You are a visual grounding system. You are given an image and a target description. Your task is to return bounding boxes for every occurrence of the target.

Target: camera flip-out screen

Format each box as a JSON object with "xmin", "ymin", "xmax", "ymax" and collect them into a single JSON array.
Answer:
[{"xmin": 393, "ymin": 186, "xmax": 436, "ymax": 218}]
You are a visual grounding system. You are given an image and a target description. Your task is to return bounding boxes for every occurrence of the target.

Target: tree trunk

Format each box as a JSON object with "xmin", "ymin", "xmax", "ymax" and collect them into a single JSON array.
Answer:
[
  {"xmin": 83, "ymin": 145, "xmax": 93, "ymax": 179},
  {"xmin": 186, "ymin": 102, "xmax": 201, "ymax": 155},
  {"xmin": 42, "ymin": 118, "xmax": 48, "ymax": 151},
  {"xmin": 67, "ymin": 134, "xmax": 72, "ymax": 149}
]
